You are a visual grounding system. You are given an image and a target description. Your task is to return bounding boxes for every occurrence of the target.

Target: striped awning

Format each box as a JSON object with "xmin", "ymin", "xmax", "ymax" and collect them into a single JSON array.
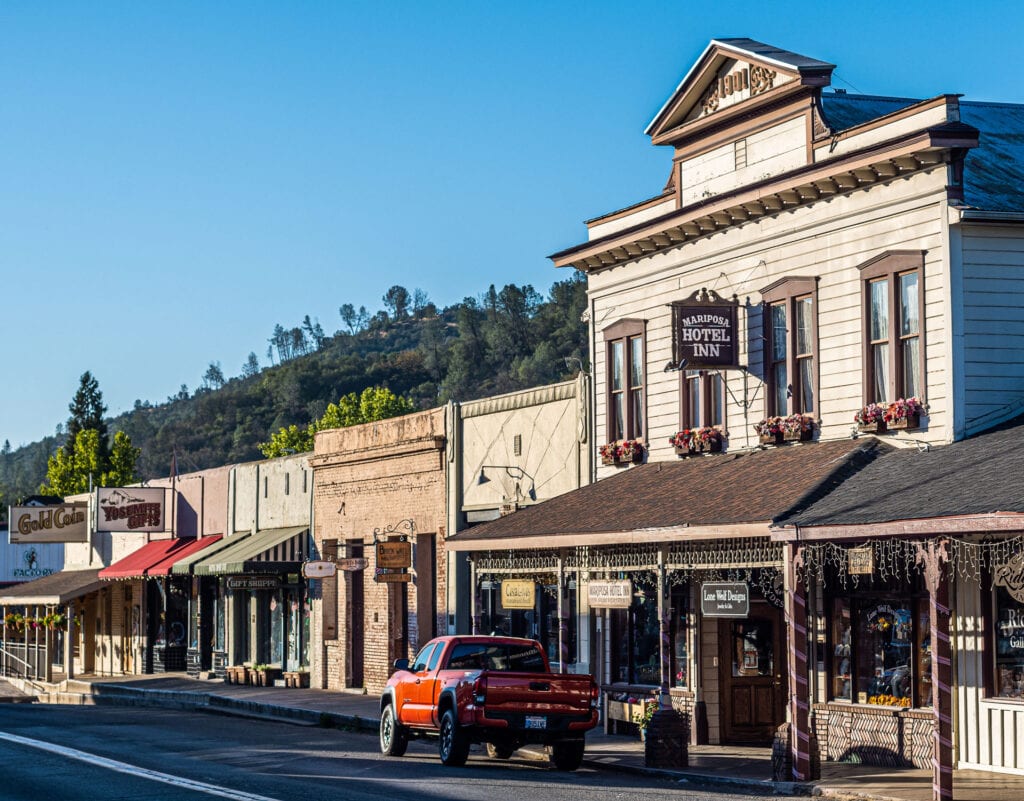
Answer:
[
  {"xmin": 170, "ymin": 534, "xmax": 242, "ymax": 576},
  {"xmin": 192, "ymin": 526, "xmax": 308, "ymax": 576}
]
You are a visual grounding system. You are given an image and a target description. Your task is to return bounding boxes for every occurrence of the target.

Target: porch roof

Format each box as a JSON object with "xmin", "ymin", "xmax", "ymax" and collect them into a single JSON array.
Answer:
[
  {"xmin": 774, "ymin": 415, "xmax": 1024, "ymax": 536},
  {"xmin": 192, "ymin": 526, "xmax": 308, "ymax": 575},
  {"xmin": 148, "ymin": 535, "xmax": 223, "ymax": 576},
  {"xmin": 99, "ymin": 537, "xmax": 220, "ymax": 580},
  {"xmin": 0, "ymin": 568, "xmax": 103, "ymax": 606},
  {"xmin": 447, "ymin": 438, "xmax": 886, "ymax": 551}
]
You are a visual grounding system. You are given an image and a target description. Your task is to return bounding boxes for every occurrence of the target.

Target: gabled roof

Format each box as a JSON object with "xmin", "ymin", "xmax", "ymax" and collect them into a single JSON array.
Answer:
[
  {"xmin": 645, "ymin": 38, "xmax": 834, "ymax": 141},
  {"xmin": 776, "ymin": 416, "xmax": 1024, "ymax": 530},
  {"xmin": 447, "ymin": 438, "xmax": 888, "ymax": 551}
]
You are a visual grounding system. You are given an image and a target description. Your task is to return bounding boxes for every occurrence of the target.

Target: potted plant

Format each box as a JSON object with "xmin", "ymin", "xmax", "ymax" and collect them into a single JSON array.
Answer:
[
  {"xmin": 782, "ymin": 413, "xmax": 814, "ymax": 442},
  {"xmin": 854, "ymin": 402, "xmax": 889, "ymax": 433},
  {"xmin": 754, "ymin": 416, "xmax": 785, "ymax": 446},
  {"xmin": 668, "ymin": 429, "xmax": 696, "ymax": 455},
  {"xmin": 632, "ymin": 698, "xmax": 658, "ymax": 742},
  {"xmin": 885, "ymin": 397, "xmax": 925, "ymax": 430},
  {"xmin": 599, "ymin": 439, "xmax": 645, "ymax": 466}
]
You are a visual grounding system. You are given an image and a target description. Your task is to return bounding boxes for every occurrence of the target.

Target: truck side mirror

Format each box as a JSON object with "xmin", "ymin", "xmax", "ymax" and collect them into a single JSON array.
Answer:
[{"xmin": 393, "ymin": 658, "xmax": 410, "ymax": 672}]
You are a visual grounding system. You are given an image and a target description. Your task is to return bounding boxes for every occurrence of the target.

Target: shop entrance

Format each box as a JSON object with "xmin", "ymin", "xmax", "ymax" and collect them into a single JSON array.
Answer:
[{"xmin": 718, "ymin": 604, "xmax": 786, "ymax": 744}]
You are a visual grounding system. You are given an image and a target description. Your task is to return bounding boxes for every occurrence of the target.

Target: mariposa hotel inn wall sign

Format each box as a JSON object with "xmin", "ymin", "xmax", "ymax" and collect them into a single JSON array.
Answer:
[{"xmin": 670, "ymin": 289, "xmax": 740, "ymax": 370}]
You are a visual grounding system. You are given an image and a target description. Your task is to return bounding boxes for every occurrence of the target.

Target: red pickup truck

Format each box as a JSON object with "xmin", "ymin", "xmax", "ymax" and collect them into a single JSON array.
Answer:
[{"xmin": 379, "ymin": 635, "xmax": 599, "ymax": 770}]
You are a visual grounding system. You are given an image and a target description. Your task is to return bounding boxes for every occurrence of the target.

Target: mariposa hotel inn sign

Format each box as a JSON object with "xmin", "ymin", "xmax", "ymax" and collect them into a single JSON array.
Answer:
[{"xmin": 670, "ymin": 289, "xmax": 740, "ymax": 370}]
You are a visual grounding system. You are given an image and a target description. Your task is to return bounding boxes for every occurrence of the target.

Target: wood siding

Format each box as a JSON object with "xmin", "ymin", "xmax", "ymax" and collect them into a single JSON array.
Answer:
[{"xmin": 960, "ymin": 225, "xmax": 1024, "ymax": 435}]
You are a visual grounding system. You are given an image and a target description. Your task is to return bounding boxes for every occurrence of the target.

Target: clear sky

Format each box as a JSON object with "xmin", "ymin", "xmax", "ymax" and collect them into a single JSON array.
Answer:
[{"xmin": 2, "ymin": 1, "xmax": 1022, "ymax": 448}]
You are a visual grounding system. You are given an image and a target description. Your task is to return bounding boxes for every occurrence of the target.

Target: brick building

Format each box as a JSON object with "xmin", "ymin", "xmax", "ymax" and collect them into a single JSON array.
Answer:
[{"xmin": 310, "ymin": 408, "xmax": 447, "ymax": 693}]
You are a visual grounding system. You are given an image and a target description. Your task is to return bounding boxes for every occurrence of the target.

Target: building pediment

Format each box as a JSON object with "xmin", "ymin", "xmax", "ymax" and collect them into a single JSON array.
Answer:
[{"xmin": 646, "ymin": 38, "xmax": 834, "ymax": 146}]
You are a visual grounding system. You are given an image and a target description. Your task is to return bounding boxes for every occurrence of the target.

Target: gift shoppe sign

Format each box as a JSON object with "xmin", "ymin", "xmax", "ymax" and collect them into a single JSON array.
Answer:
[
  {"xmin": 670, "ymin": 290, "xmax": 740, "ymax": 369},
  {"xmin": 97, "ymin": 487, "xmax": 165, "ymax": 532}
]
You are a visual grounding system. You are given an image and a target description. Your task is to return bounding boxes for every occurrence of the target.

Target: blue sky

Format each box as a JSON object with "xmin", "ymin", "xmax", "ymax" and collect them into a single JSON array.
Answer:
[{"xmin": 2, "ymin": 1, "xmax": 1022, "ymax": 447}]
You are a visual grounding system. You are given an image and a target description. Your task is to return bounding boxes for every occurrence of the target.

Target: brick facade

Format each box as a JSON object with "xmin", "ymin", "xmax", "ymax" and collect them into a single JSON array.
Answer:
[{"xmin": 310, "ymin": 409, "xmax": 447, "ymax": 694}]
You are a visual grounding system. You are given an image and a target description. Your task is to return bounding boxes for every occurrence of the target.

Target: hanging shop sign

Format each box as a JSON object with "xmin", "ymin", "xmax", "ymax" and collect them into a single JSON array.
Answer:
[
  {"xmin": 226, "ymin": 575, "xmax": 281, "ymax": 591},
  {"xmin": 501, "ymin": 579, "xmax": 536, "ymax": 609},
  {"xmin": 995, "ymin": 551, "xmax": 1024, "ymax": 603},
  {"xmin": 335, "ymin": 557, "xmax": 368, "ymax": 572},
  {"xmin": 96, "ymin": 487, "xmax": 165, "ymax": 532},
  {"xmin": 587, "ymin": 579, "xmax": 633, "ymax": 609},
  {"xmin": 301, "ymin": 560, "xmax": 337, "ymax": 579},
  {"xmin": 375, "ymin": 568, "xmax": 411, "ymax": 583},
  {"xmin": 670, "ymin": 290, "xmax": 740, "ymax": 369},
  {"xmin": 376, "ymin": 540, "xmax": 412, "ymax": 569},
  {"xmin": 848, "ymin": 546, "xmax": 875, "ymax": 575},
  {"xmin": 9, "ymin": 502, "xmax": 89, "ymax": 543},
  {"xmin": 701, "ymin": 582, "xmax": 750, "ymax": 618}
]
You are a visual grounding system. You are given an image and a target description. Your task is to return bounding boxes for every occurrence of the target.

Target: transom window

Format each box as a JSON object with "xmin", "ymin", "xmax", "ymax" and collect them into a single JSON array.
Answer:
[
  {"xmin": 604, "ymin": 320, "xmax": 646, "ymax": 442},
  {"xmin": 760, "ymin": 277, "xmax": 818, "ymax": 416},
  {"xmin": 859, "ymin": 252, "xmax": 925, "ymax": 404}
]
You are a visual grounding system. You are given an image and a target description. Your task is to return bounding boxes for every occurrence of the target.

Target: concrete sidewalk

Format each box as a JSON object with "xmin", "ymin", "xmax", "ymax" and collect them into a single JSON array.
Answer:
[{"xmin": 11, "ymin": 673, "xmax": 1024, "ymax": 801}]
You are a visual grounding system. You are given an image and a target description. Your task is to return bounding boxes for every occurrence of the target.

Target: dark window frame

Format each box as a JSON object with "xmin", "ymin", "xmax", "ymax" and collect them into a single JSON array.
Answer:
[
  {"xmin": 679, "ymin": 370, "xmax": 725, "ymax": 429},
  {"xmin": 603, "ymin": 319, "xmax": 647, "ymax": 443},
  {"xmin": 858, "ymin": 251, "xmax": 926, "ymax": 404},
  {"xmin": 760, "ymin": 276, "xmax": 819, "ymax": 417}
]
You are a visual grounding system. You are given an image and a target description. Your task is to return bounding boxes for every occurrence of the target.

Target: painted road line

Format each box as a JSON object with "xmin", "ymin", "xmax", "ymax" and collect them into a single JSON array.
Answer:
[{"xmin": 0, "ymin": 730, "xmax": 281, "ymax": 801}]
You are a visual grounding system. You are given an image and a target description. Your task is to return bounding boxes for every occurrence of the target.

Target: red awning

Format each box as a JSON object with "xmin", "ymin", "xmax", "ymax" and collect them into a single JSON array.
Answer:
[
  {"xmin": 100, "ymin": 537, "xmax": 219, "ymax": 580},
  {"xmin": 147, "ymin": 535, "xmax": 223, "ymax": 576}
]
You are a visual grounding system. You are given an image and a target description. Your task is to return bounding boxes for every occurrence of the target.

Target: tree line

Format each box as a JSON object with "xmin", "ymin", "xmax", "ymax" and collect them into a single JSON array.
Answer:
[{"xmin": 0, "ymin": 273, "xmax": 587, "ymax": 516}]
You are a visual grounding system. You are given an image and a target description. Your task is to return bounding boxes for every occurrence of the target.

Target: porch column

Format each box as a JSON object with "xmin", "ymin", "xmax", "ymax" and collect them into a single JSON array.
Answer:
[
  {"xmin": 784, "ymin": 543, "xmax": 812, "ymax": 781},
  {"xmin": 556, "ymin": 553, "xmax": 567, "ymax": 671},
  {"xmin": 918, "ymin": 540, "xmax": 953, "ymax": 801},
  {"xmin": 65, "ymin": 602, "xmax": 75, "ymax": 680},
  {"xmin": 469, "ymin": 558, "xmax": 479, "ymax": 635}
]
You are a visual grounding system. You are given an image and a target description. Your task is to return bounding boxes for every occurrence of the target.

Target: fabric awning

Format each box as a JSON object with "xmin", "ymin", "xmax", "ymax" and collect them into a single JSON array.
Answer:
[
  {"xmin": 99, "ymin": 538, "xmax": 184, "ymax": 580},
  {"xmin": 170, "ymin": 534, "xmax": 237, "ymax": 576},
  {"xmin": 147, "ymin": 535, "xmax": 223, "ymax": 576},
  {"xmin": 0, "ymin": 568, "xmax": 103, "ymax": 606},
  {"xmin": 193, "ymin": 526, "xmax": 308, "ymax": 575}
]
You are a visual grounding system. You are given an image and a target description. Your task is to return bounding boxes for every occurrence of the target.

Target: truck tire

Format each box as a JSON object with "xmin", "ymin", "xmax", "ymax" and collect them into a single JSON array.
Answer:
[
  {"xmin": 438, "ymin": 709, "xmax": 470, "ymax": 766},
  {"xmin": 380, "ymin": 704, "xmax": 408, "ymax": 757},
  {"xmin": 486, "ymin": 742, "xmax": 516, "ymax": 760},
  {"xmin": 550, "ymin": 740, "xmax": 585, "ymax": 771}
]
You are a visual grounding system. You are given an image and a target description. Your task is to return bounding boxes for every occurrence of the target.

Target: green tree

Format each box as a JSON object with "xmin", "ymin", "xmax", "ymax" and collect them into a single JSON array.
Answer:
[
  {"xmin": 259, "ymin": 386, "xmax": 415, "ymax": 458},
  {"xmin": 104, "ymin": 431, "xmax": 140, "ymax": 486},
  {"xmin": 41, "ymin": 428, "xmax": 104, "ymax": 495},
  {"xmin": 67, "ymin": 371, "xmax": 109, "ymax": 460}
]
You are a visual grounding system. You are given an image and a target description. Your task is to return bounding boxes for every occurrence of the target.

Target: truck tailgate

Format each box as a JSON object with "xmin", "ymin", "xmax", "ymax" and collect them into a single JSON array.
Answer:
[{"xmin": 482, "ymin": 672, "xmax": 592, "ymax": 713}]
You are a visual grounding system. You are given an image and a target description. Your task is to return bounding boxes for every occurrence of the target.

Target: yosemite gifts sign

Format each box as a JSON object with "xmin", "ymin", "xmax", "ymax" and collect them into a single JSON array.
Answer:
[
  {"xmin": 9, "ymin": 503, "xmax": 89, "ymax": 543},
  {"xmin": 97, "ymin": 487, "xmax": 165, "ymax": 532},
  {"xmin": 670, "ymin": 289, "xmax": 740, "ymax": 369}
]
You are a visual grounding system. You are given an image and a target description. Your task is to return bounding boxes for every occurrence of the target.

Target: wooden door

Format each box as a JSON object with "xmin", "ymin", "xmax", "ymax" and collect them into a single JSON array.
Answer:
[{"xmin": 719, "ymin": 605, "xmax": 786, "ymax": 744}]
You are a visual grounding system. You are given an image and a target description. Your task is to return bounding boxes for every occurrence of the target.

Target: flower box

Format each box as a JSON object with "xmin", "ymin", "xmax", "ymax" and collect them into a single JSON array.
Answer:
[
  {"xmin": 284, "ymin": 670, "xmax": 310, "ymax": 688},
  {"xmin": 759, "ymin": 432, "xmax": 784, "ymax": 446},
  {"xmin": 672, "ymin": 444, "xmax": 697, "ymax": 457},
  {"xmin": 887, "ymin": 413, "xmax": 920, "ymax": 431},
  {"xmin": 783, "ymin": 428, "xmax": 812, "ymax": 442},
  {"xmin": 699, "ymin": 438, "xmax": 722, "ymax": 453},
  {"xmin": 858, "ymin": 420, "xmax": 887, "ymax": 433},
  {"xmin": 600, "ymin": 440, "xmax": 644, "ymax": 466}
]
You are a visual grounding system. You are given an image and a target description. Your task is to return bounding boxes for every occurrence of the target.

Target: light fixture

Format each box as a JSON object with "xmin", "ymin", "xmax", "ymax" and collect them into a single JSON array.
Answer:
[
  {"xmin": 477, "ymin": 465, "xmax": 537, "ymax": 503},
  {"xmin": 663, "ymin": 357, "xmax": 689, "ymax": 373}
]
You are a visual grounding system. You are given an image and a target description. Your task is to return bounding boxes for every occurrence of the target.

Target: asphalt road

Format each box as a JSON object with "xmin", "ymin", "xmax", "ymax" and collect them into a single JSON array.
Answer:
[{"xmin": 0, "ymin": 704, "xmax": 796, "ymax": 801}]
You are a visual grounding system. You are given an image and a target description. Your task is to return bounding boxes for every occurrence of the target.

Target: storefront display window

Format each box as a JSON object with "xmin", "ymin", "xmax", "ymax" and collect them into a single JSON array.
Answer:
[
  {"xmin": 829, "ymin": 584, "xmax": 930, "ymax": 708},
  {"xmin": 610, "ymin": 584, "xmax": 660, "ymax": 684},
  {"xmin": 671, "ymin": 585, "xmax": 689, "ymax": 687},
  {"xmin": 994, "ymin": 586, "xmax": 1024, "ymax": 698}
]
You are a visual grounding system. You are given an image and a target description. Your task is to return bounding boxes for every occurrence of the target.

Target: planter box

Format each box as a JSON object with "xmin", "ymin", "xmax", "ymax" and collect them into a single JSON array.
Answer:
[
  {"xmin": 699, "ymin": 438, "xmax": 723, "ymax": 453},
  {"xmin": 858, "ymin": 421, "xmax": 887, "ymax": 434},
  {"xmin": 284, "ymin": 671, "xmax": 310, "ymax": 688},
  {"xmin": 759, "ymin": 432, "xmax": 784, "ymax": 446},
  {"xmin": 783, "ymin": 429, "xmax": 811, "ymax": 442},
  {"xmin": 887, "ymin": 413, "xmax": 919, "ymax": 431},
  {"xmin": 252, "ymin": 667, "xmax": 283, "ymax": 687},
  {"xmin": 673, "ymin": 444, "xmax": 697, "ymax": 457}
]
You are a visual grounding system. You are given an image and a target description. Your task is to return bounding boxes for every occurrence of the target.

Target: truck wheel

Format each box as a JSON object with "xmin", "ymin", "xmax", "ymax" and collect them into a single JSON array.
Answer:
[
  {"xmin": 486, "ymin": 742, "xmax": 516, "ymax": 760},
  {"xmin": 438, "ymin": 709, "xmax": 469, "ymax": 766},
  {"xmin": 550, "ymin": 740, "xmax": 585, "ymax": 771},
  {"xmin": 380, "ymin": 704, "xmax": 408, "ymax": 757}
]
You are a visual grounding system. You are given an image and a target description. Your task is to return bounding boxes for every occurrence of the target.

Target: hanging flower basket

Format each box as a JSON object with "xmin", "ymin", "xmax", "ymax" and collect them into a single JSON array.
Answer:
[{"xmin": 600, "ymin": 439, "xmax": 645, "ymax": 466}]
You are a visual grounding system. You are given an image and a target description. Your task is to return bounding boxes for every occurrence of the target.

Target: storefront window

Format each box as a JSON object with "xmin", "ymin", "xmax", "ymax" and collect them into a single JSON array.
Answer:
[
  {"xmin": 610, "ymin": 584, "xmax": 660, "ymax": 684},
  {"xmin": 994, "ymin": 586, "xmax": 1024, "ymax": 698},
  {"xmin": 829, "ymin": 583, "xmax": 930, "ymax": 708},
  {"xmin": 214, "ymin": 580, "xmax": 226, "ymax": 652},
  {"xmin": 670, "ymin": 585, "xmax": 689, "ymax": 687}
]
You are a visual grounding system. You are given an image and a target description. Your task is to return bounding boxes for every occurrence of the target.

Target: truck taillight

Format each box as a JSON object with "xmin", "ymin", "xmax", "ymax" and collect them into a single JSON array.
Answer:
[
  {"xmin": 473, "ymin": 675, "xmax": 487, "ymax": 706},
  {"xmin": 590, "ymin": 682, "xmax": 600, "ymax": 708}
]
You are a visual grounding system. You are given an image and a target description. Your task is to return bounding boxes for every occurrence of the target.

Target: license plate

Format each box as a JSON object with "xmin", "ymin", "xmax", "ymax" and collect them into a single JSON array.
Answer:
[{"xmin": 525, "ymin": 716, "xmax": 546, "ymax": 730}]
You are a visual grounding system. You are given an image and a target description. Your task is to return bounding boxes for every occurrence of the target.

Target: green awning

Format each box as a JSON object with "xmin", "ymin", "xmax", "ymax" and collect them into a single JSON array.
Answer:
[
  {"xmin": 192, "ymin": 526, "xmax": 308, "ymax": 575},
  {"xmin": 170, "ymin": 534, "xmax": 243, "ymax": 576}
]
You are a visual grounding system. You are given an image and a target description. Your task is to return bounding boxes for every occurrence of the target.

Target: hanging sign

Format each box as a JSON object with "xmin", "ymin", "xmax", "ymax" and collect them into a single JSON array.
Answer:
[
  {"xmin": 670, "ymin": 289, "xmax": 740, "ymax": 369},
  {"xmin": 375, "ymin": 569, "xmax": 411, "ymax": 583},
  {"xmin": 995, "ymin": 551, "xmax": 1024, "ymax": 603},
  {"xmin": 376, "ymin": 540, "xmax": 412, "ymax": 569},
  {"xmin": 335, "ymin": 557, "xmax": 368, "ymax": 572},
  {"xmin": 9, "ymin": 502, "xmax": 89, "ymax": 543},
  {"xmin": 501, "ymin": 580, "xmax": 536, "ymax": 609},
  {"xmin": 302, "ymin": 560, "xmax": 337, "ymax": 579},
  {"xmin": 97, "ymin": 487, "xmax": 165, "ymax": 532},
  {"xmin": 700, "ymin": 582, "xmax": 749, "ymax": 618},
  {"xmin": 587, "ymin": 580, "xmax": 633, "ymax": 609},
  {"xmin": 848, "ymin": 546, "xmax": 875, "ymax": 576}
]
